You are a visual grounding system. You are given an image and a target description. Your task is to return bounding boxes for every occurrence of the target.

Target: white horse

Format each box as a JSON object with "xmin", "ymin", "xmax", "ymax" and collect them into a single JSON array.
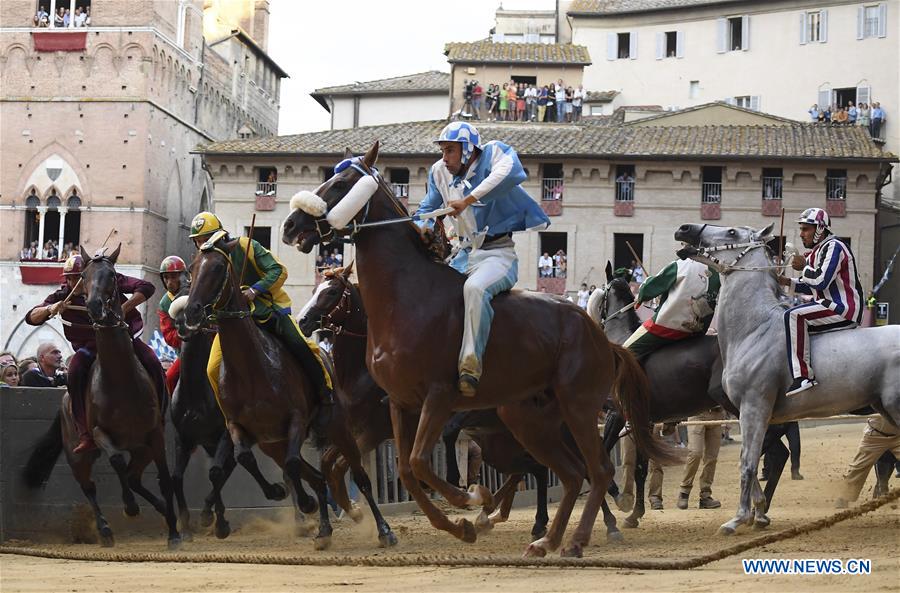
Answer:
[{"xmin": 674, "ymin": 222, "xmax": 900, "ymax": 534}]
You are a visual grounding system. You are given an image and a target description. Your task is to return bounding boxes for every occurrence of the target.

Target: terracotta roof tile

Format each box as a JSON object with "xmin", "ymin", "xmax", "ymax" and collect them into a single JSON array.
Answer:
[
  {"xmin": 312, "ymin": 71, "xmax": 450, "ymax": 96},
  {"xmin": 568, "ymin": 0, "xmax": 745, "ymax": 16},
  {"xmin": 444, "ymin": 39, "xmax": 592, "ymax": 65}
]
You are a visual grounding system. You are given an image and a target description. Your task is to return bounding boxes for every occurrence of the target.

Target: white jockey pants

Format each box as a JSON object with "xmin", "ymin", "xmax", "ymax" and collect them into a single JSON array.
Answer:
[{"xmin": 453, "ymin": 239, "xmax": 518, "ymax": 380}]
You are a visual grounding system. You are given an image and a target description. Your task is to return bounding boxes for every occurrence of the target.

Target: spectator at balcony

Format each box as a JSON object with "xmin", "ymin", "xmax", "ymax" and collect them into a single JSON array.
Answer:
[
  {"xmin": 34, "ymin": 7, "xmax": 50, "ymax": 27},
  {"xmin": 573, "ymin": 85, "xmax": 586, "ymax": 122},
  {"xmin": 515, "ymin": 83, "xmax": 525, "ymax": 122},
  {"xmin": 616, "ymin": 172, "xmax": 634, "ymax": 201},
  {"xmin": 564, "ymin": 86, "xmax": 575, "ymax": 123},
  {"xmin": 808, "ymin": 104, "xmax": 819, "ymax": 121},
  {"xmin": 555, "ymin": 83, "xmax": 567, "ymax": 123},
  {"xmin": 333, "ymin": 250, "xmax": 343, "ymax": 266},
  {"xmin": 539, "ymin": 252, "xmax": 553, "ymax": 277},
  {"xmin": 834, "ymin": 107, "xmax": 848, "ymax": 125},
  {"xmin": 553, "ymin": 250, "xmax": 567, "ymax": 278},
  {"xmin": 54, "ymin": 7, "xmax": 64, "ymax": 28},
  {"xmin": 315, "ymin": 254, "xmax": 325, "ymax": 274},
  {"xmin": 871, "ymin": 102, "xmax": 885, "ymax": 138},
  {"xmin": 472, "ymin": 82, "xmax": 483, "ymax": 119},
  {"xmin": 485, "ymin": 84, "xmax": 497, "ymax": 121},
  {"xmin": 85, "ymin": 6, "xmax": 91, "ymax": 25},
  {"xmin": 631, "ymin": 260, "xmax": 646, "ymax": 285},
  {"xmin": 537, "ymin": 86, "xmax": 548, "ymax": 122},
  {"xmin": 847, "ymin": 101, "xmax": 858, "ymax": 124},
  {"xmin": 21, "ymin": 343, "xmax": 67, "ymax": 388},
  {"xmin": 525, "ymin": 84, "xmax": 537, "ymax": 122},
  {"xmin": 63, "ymin": 7, "xmax": 71, "ymax": 27},
  {"xmin": 577, "ymin": 283, "xmax": 590, "ymax": 310},
  {"xmin": 20, "ymin": 242, "xmax": 36, "ymax": 260},
  {"xmin": 508, "ymin": 83, "xmax": 520, "ymax": 122},
  {"xmin": 498, "ymin": 83, "xmax": 508, "ymax": 121},
  {"xmin": 74, "ymin": 6, "xmax": 87, "ymax": 27},
  {"xmin": 858, "ymin": 103, "xmax": 871, "ymax": 130},
  {"xmin": 44, "ymin": 240, "xmax": 58, "ymax": 260},
  {"xmin": 817, "ymin": 108, "xmax": 827, "ymax": 123},
  {"xmin": 546, "ymin": 84, "xmax": 557, "ymax": 123}
]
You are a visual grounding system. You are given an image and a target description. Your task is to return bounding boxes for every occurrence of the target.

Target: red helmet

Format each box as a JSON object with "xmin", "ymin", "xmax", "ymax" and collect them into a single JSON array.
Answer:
[
  {"xmin": 62, "ymin": 255, "xmax": 83, "ymax": 276},
  {"xmin": 159, "ymin": 255, "xmax": 187, "ymax": 276}
]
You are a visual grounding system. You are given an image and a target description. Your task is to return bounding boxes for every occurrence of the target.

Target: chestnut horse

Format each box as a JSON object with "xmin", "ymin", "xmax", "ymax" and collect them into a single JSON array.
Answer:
[
  {"xmin": 282, "ymin": 142, "xmax": 679, "ymax": 557},
  {"xmin": 22, "ymin": 246, "xmax": 181, "ymax": 549}
]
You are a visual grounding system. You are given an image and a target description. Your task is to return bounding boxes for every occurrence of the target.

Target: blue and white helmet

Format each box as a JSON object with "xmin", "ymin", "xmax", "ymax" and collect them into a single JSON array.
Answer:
[{"xmin": 436, "ymin": 122, "xmax": 481, "ymax": 165}]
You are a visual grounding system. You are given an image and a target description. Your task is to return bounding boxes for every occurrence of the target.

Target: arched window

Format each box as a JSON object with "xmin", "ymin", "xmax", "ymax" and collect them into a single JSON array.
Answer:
[
  {"xmin": 64, "ymin": 190, "xmax": 82, "ymax": 253},
  {"xmin": 23, "ymin": 189, "xmax": 40, "ymax": 259},
  {"xmin": 43, "ymin": 189, "xmax": 62, "ymax": 259}
]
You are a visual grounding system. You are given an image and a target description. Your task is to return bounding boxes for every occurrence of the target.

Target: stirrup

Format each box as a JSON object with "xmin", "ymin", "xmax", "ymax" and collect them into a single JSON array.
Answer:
[
  {"xmin": 458, "ymin": 374, "xmax": 479, "ymax": 398},
  {"xmin": 786, "ymin": 377, "xmax": 817, "ymax": 397}
]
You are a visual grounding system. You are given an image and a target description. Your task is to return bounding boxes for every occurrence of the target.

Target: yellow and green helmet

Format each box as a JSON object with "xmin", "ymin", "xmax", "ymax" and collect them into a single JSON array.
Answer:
[{"xmin": 189, "ymin": 211, "xmax": 224, "ymax": 238}]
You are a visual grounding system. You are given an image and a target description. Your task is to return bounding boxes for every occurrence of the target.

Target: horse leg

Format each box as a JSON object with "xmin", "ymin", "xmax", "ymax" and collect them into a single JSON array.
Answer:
[
  {"xmin": 149, "ymin": 427, "xmax": 182, "ymax": 549},
  {"xmin": 284, "ymin": 411, "xmax": 333, "ymax": 550},
  {"xmin": 204, "ymin": 441, "xmax": 237, "ymax": 539},
  {"xmin": 762, "ymin": 439, "xmax": 788, "ymax": 515},
  {"xmin": 720, "ymin": 404, "xmax": 771, "ymax": 535},
  {"xmin": 230, "ymin": 422, "xmax": 296, "ymax": 506},
  {"xmin": 496, "ymin": 403, "xmax": 586, "ymax": 557},
  {"xmin": 389, "ymin": 401, "xmax": 475, "ymax": 542},
  {"xmin": 320, "ymin": 446, "xmax": 352, "ymax": 516},
  {"xmin": 600, "ymin": 498, "xmax": 624, "ymax": 544},
  {"xmin": 125, "ymin": 448, "xmax": 166, "ymax": 516},
  {"xmin": 172, "ymin": 434, "xmax": 195, "ymax": 539},
  {"xmin": 348, "ymin": 453, "xmax": 398, "ymax": 547},
  {"xmin": 72, "ymin": 457, "xmax": 113, "ymax": 547},
  {"xmin": 93, "ymin": 428, "xmax": 139, "ymax": 517},
  {"xmin": 624, "ymin": 452, "xmax": 648, "ymax": 529},
  {"xmin": 219, "ymin": 429, "xmax": 285, "ymax": 502},
  {"xmin": 532, "ymin": 467, "xmax": 550, "ymax": 539},
  {"xmin": 479, "ymin": 474, "xmax": 521, "ymax": 532}
]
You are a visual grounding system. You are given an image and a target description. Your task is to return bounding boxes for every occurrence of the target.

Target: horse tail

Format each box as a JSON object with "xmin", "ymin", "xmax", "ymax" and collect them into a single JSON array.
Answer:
[
  {"xmin": 22, "ymin": 410, "xmax": 64, "ymax": 489},
  {"xmin": 608, "ymin": 342, "xmax": 684, "ymax": 467}
]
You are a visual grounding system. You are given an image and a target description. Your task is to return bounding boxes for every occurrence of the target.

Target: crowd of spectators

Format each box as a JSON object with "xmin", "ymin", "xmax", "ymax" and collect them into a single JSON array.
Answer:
[
  {"xmin": 807, "ymin": 101, "xmax": 886, "ymax": 138},
  {"xmin": 19, "ymin": 241, "xmax": 80, "ymax": 261},
  {"xmin": 0, "ymin": 344, "xmax": 68, "ymax": 388},
  {"xmin": 538, "ymin": 249, "xmax": 568, "ymax": 278},
  {"xmin": 462, "ymin": 79, "xmax": 587, "ymax": 123},
  {"xmin": 315, "ymin": 249, "xmax": 345, "ymax": 275},
  {"xmin": 33, "ymin": 4, "xmax": 90, "ymax": 28}
]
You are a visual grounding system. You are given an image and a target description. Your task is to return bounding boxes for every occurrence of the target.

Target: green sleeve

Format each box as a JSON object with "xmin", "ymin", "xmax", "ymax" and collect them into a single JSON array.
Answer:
[
  {"xmin": 637, "ymin": 261, "xmax": 678, "ymax": 304},
  {"xmin": 248, "ymin": 239, "xmax": 287, "ymax": 294}
]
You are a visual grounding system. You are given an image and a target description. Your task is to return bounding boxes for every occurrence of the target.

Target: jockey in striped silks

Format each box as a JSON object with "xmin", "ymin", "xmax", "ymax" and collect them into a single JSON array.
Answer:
[{"xmin": 777, "ymin": 208, "xmax": 863, "ymax": 396}]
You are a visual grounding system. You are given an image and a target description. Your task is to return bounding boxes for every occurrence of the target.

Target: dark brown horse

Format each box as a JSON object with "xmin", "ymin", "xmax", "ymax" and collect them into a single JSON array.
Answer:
[
  {"xmin": 180, "ymin": 238, "xmax": 335, "ymax": 548},
  {"xmin": 23, "ymin": 246, "xmax": 181, "ymax": 549},
  {"xmin": 282, "ymin": 142, "xmax": 679, "ymax": 557}
]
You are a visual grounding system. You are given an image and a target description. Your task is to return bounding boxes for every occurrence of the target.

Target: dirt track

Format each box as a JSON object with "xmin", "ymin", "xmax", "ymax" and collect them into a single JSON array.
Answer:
[{"xmin": 2, "ymin": 423, "xmax": 898, "ymax": 593}]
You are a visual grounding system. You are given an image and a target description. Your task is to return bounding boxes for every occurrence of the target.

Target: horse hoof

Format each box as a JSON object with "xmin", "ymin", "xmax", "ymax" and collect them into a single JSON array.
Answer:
[
  {"xmin": 215, "ymin": 521, "xmax": 232, "ymax": 539},
  {"xmin": 561, "ymin": 544, "xmax": 583, "ymax": 558},
  {"xmin": 457, "ymin": 518, "xmax": 477, "ymax": 543},
  {"xmin": 181, "ymin": 530, "xmax": 194, "ymax": 543},
  {"xmin": 523, "ymin": 541, "xmax": 548, "ymax": 558},
  {"xmin": 314, "ymin": 536, "xmax": 332, "ymax": 551},
  {"xmin": 295, "ymin": 519, "xmax": 317, "ymax": 538},
  {"xmin": 299, "ymin": 497, "xmax": 318, "ymax": 515},
  {"xmin": 379, "ymin": 531, "xmax": 399, "ymax": 548},
  {"xmin": 123, "ymin": 503, "xmax": 140, "ymax": 518},
  {"xmin": 348, "ymin": 504, "xmax": 364, "ymax": 523},
  {"xmin": 99, "ymin": 527, "xmax": 115, "ymax": 548},
  {"xmin": 167, "ymin": 535, "xmax": 183, "ymax": 551},
  {"xmin": 531, "ymin": 526, "xmax": 548, "ymax": 539},
  {"xmin": 474, "ymin": 511, "xmax": 493, "ymax": 533},
  {"xmin": 267, "ymin": 483, "xmax": 288, "ymax": 501},
  {"xmin": 718, "ymin": 525, "xmax": 736, "ymax": 536},
  {"xmin": 468, "ymin": 484, "xmax": 494, "ymax": 510},
  {"xmin": 622, "ymin": 517, "xmax": 639, "ymax": 529},
  {"xmin": 607, "ymin": 531, "xmax": 625, "ymax": 544},
  {"xmin": 754, "ymin": 517, "xmax": 771, "ymax": 530},
  {"xmin": 199, "ymin": 509, "xmax": 214, "ymax": 527}
]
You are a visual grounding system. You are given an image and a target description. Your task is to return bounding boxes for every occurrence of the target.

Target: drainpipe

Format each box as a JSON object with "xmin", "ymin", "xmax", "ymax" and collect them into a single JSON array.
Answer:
[{"xmin": 873, "ymin": 161, "xmax": 894, "ymax": 285}]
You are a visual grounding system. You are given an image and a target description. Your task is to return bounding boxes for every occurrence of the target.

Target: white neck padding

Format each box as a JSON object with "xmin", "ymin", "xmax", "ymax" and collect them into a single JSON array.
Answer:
[{"xmin": 326, "ymin": 175, "xmax": 379, "ymax": 229}]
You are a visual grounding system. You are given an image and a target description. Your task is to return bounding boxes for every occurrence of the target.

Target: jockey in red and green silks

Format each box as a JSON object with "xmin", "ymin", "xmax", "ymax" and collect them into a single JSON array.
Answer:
[{"xmin": 623, "ymin": 259, "xmax": 721, "ymax": 359}]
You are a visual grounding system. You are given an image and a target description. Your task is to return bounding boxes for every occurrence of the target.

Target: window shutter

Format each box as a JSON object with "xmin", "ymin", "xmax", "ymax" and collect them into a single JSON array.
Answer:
[
  {"xmin": 817, "ymin": 88, "xmax": 831, "ymax": 109},
  {"xmin": 857, "ymin": 84, "xmax": 871, "ymax": 106},
  {"xmin": 750, "ymin": 95, "xmax": 761, "ymax": 111},
  {"xmin": 676, "ymin": 31, "xmax": 685, "ymax": 57},
  {"xmin": 630, "ymin": 31, "xmax": 638, "ymax": 59},
  {"xmin": 800, "ymin": 13, "xmax": 807, "ymax": 45},
  {"xmin": 607, "ymin": 32, "xmax": 617, "ymax": 60},
  {"xmin": 742, "ymin": 15, "xmax": 750, "ymax": 50},
  {"xmin": 857, "ymin": 6, "xmax": 865, "ymax": 39},
  {"xmin": 716, "ymin": 18, "xmax": 727, "ymax": 53},
  {"xmin": 725, "ymin": 97, "xmax": 737, "ymax": 106},
  {"xmin": 820, "ymin": 10, "xmax": 828, "ymax": 43},
  {"xmin": 656, "ymin": 32, "xmax": 665, "ymax": 60},
  {"xmin": 878, "ymin": 3, "xmax": 887, "ymax": 38}
]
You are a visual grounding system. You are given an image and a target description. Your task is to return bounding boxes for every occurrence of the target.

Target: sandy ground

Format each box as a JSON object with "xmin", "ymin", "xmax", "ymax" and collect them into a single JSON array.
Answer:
[{"xmin": 2, "ymin": 423, "xmax": 898, "ymax": 593}]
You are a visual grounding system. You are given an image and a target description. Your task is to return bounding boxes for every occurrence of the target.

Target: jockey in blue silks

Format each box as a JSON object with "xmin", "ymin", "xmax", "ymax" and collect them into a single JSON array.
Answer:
[{"xmin": 415, "ymin": 121, "xmax": 550, "ymax": 397}]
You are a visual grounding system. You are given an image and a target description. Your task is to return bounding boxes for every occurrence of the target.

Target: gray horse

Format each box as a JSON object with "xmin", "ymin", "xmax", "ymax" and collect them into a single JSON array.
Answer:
[{"xmin": 675, "ymin": 222, "xmax": 900, "ymax": 535}]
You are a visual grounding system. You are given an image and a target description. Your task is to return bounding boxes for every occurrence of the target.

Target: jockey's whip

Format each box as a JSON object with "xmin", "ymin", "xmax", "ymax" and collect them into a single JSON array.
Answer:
[
  {"xmin": 56, "ymin": 228, "xmax": 119, "ymax": 313},
  {"xmin": 237, "ymin": 213, "xmax": 256, "ymax": 295},
  {"xmin": 777, "ymin": 207, "xmax": 786, "ymax": 273},
  {"xmin": 625, "ymin": 241, "xmax": 648, "ymax": 277}
]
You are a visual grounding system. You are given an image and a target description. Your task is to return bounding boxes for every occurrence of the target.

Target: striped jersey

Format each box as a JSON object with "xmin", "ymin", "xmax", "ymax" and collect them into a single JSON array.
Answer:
[{"xmin": 791, "ymin": 235, "xmax": 863, "ymax": 323}]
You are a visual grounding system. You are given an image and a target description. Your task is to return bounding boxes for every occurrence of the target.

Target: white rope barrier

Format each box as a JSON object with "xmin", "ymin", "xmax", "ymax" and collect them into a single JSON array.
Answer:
[{"xmin": 598, "ymin": 414, "xmax": 875, "ymax": 430}]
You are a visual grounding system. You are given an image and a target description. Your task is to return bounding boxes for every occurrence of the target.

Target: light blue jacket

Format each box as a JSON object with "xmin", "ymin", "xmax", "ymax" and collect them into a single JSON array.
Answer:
[{"xmin": 415, "ymin": 141, "xmax": 550, "ymax": 238}]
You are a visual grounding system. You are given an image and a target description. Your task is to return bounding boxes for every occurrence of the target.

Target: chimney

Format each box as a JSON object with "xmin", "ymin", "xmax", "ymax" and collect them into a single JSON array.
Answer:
[{"xmin": 252, "ymin": 0, "xmax": 270, "ymax": 51}]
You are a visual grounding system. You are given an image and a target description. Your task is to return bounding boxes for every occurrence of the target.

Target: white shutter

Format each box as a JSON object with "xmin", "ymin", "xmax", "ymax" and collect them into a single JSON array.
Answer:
[
  {"xmin": 676, "ymin": 31, "xmax": 685, "ymax": 57},
  {"xmin": 725, "ymin": 97, "xmax": 737, "ymax": 106},
  {"xmin": 607, "ymin": 32, "xmax": 617, "ymax": 60},
  {"xmin": 742, "ymin": 15, "xmax": 750, "ymax": 50},
  {"xmin": 799, "ymin": 13, "xmax": 807, "ymax": 45},
  {"xmin": 750, "ymin": 95, "xmax": 761, "ymax": 111},
  {"xmin": 820, "ymin": 10, "xmax": 828, "ymax": 43},
  {"xmin": 817, "ymin": 88, "xmax": 831, "ymax": 110},
  {"xmin": 878, "ymin": 3, "xmax": 887, "ymax": 38},
  {"xmin": 716, "ymin": 18, "xmax": 727, "ymax": 53},
  {"xmin": 857, "ymin": 84, "xmax": 871, "ymax": 106},
  {"xmin": 656, "ymin": 31, "xmax": 665, "ymax": 59},
  {"xmin": 629, "ymin": 31, "xmax": 638, "ymax": 59},
  {"xmin": 857, "ymin": 6, "xmax": 865, "ymax": 39}
]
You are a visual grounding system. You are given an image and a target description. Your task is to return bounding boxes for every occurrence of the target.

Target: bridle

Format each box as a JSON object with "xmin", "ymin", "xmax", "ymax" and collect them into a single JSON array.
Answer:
[
  {"xmin": 196, "ymin": 246, "xmax": 251, "ymax": 324},
  {"xmin": 317, "ymin": 276, "xmax": 366, "ymax": 339},
  {"xmin": 596, "ymin": 280, "xmax": 639, "ymax": 328},
  {"xmin": 685, "ymin": 225, "xmax": 789, "ymax": 274},
  {"xmin": 78, "ymin": 256, "xmax": 126, "ymax": 329}
]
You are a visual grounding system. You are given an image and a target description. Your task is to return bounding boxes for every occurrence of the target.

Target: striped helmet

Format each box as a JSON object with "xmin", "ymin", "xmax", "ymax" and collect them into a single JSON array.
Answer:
[
  {"xmin": 796, "ymin": 207, "xmax": 831, "ymax": 244},
  {"xmin": 159, "ymin": 255, "xmax": 186, "ymax": 276},
  {"xmin": 436, "ymin": 122, "xmax": 481, "ymax": 165},
  {"xmin": 62, "ymin": 255, "xmax": 83, "ymax": 276}
]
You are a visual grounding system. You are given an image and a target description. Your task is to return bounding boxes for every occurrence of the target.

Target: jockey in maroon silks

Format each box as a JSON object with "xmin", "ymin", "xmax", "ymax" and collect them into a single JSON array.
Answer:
[{"xmin": 26, "ymin": 254, "xmax": 167, "ymax": 453}]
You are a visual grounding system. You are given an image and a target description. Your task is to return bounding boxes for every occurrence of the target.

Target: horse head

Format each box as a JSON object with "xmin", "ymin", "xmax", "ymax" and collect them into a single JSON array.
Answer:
[
  {"xmin": 282, "ymin": 142, "xmax": 405, "ymax": 253},
  {"xmin": 675, "ymin": 223, "xmax": 774, "ymax": 273},
  {"xmin": 181, "ymin": 233, "xmax": 242, "ymax": 334},
  {"xmin": 297, "ymin": 264, "xmax": 360, "ymax": 337},
  {"xmin": 80, "ymin": 243, "xmax": 123, "ymax": 326}
]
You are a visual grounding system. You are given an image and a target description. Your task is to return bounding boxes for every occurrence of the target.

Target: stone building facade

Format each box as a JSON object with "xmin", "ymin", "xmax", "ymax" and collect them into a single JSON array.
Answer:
[{"xmin": 0, "ymin": 0, "xmax": 286, "ymax": 357}]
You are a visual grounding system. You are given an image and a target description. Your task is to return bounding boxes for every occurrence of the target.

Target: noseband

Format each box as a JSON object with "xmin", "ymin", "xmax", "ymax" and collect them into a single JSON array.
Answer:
[{"xmin": 318, "ymin": 278, "xmax": 366, "ymax": 339}]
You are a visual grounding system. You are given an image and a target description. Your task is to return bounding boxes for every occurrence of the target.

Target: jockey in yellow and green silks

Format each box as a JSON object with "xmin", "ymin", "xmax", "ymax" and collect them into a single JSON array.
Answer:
[{"xmin": 188, "ymin": 212, "xmax": 333, "ymax": 412}]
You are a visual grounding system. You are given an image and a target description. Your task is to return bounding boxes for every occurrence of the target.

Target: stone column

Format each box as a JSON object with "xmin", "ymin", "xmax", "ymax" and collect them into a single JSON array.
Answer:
[
  {"xmin": 68, "ymin": 0, "xmax": 75, "ymax": 27},
  {"xmin": 49, "ymin": 0, "xmax": 57, "ymax": 28},
  {"xmin": 36, "ymin": 206, "xmax": 47, "ymax": 258},
  {"xmin": 57, "ymin": 208, "xmax": 68, "ymax": 259}
]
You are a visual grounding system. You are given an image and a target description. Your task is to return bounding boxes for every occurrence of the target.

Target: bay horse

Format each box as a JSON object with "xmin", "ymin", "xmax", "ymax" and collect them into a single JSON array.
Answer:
[
  {"xmin": 22, "ymin": 245, "xmax": 181, "ymax": 549},
  {"xmin": 282, "ymin": 142, "xmax": 679, "ymax": 557},
  {"xmin": 298, "ymin": 268, "xmax": 551, "ymax": 540},
  {"xmin": 167, "ymin": 288, "xmax": 288, "ymax": 541},
  {"xmin": 179, "ymin": 236, "xmax": 336, "ymax": 549},
  {"xmin": 675, "ymin": 223, "xmax": 900, "ymax": 534}
]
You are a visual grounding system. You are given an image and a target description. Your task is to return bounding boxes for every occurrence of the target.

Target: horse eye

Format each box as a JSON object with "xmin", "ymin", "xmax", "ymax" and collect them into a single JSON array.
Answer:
[{"xmin": 728, "ymin": 229, "xmax": 735, "ymax": 235}]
